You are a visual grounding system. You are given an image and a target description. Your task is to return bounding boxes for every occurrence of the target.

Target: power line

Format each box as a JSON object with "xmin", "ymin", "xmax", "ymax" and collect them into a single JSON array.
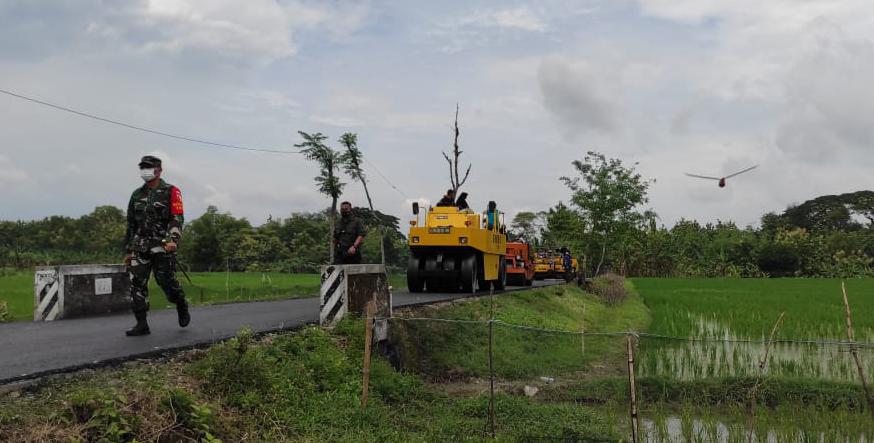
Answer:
[
  {"xmin": 0, "ymin": 87, "xmax": 414, "ymax": 196},
  {"xmin": 0, "ymin": 87, "xmax": 301, "ymax": 155},
  {"xmin": 364, "ymin": 157, "xmax": 408, "ymax": 199}
]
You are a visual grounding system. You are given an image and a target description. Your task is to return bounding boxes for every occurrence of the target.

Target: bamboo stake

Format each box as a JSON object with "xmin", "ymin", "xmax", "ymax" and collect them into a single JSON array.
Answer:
[
  {"xmin": 488, "ymin": 319, "xmax": 496, "ymax": 438},
  {"xmin": 581, "ymin": 304, "xmax": 586, "ymax": 357},
  {"xmin": 746, "ymin": 311, "xmax": 785, "ymax": 443},
  {"xmin": 626, "ymin": 334, "xmax": 639, "ymax": 443},
  {"xmin": 360, "ymin": 300, "xmax": 376, "ymax": 411},
  {"xmin": 841, "ymin": 282, "xmax": 874, "ymax": 421}
]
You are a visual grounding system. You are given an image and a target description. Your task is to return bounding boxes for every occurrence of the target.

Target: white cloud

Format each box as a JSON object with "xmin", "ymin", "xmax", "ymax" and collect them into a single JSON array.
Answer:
[
  {"xmin": 492, "ymin": 7, "xmax": 547, "ymax": 32},
  {"xmin": 427, "ymin": 5, "xmax": 549, "ymax": 53},
  {"xmin": 140, "ymin": 0, "xmax": 299, "ymax": 60}
]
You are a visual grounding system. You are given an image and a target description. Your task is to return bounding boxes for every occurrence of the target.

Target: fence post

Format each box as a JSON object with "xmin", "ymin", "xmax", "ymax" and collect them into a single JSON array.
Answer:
[
  {"xmin": 199, "ymin": 287, "xmax": 204, "ymax": 304},
  {"xmin": 488, "ymin": 319, "xmax": 496, "ymax": 439},
  {"xmin": 841, "ymin": 282, "xmax": 874, "ymax": 421},
  {"xmin": 361, "ymin": 300, "xmax": 376, "ymax": 411},
  {"xmin": 746, "ymin": 311, "xmax": 785, "ymax": 443},
  {"xmin": 580, "ymin": 304, "xmax": 586, "ymax": 358},
  {"xmin": 626, "ymin": 334, "xmax": 639, "ymax": 443}
]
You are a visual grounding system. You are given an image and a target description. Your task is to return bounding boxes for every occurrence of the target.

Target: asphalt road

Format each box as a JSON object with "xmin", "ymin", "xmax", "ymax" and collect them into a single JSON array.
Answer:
[{"xmin": 0, "ymin": 280, "xmax": 559, "ymax": 384}]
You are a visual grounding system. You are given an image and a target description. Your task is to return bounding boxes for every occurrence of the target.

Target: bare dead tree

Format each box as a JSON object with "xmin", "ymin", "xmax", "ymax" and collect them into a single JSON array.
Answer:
[{"xmin": 442, "ymin": 104, "xmax": 471, "ymax": 195}]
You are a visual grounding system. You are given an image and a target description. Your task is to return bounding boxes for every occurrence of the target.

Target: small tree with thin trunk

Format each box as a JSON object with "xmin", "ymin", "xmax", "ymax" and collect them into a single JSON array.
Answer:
[
  {"xmin": 339, "ymin": 132, "xmax": 385, "ymax": 265},
  {"xmin": 296, "ymin": 131, "xmax": 345, "ymax": 263},
  {"xmin": 560, "ymin": 151, "xmax": 653, "ymax": 276},
  {"xmin": 442, "ymin": 104, "xmax": 471, "ymax": 196}
]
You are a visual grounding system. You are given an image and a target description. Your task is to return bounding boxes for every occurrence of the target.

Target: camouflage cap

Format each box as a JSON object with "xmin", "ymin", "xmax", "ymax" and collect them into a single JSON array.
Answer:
[{"xmin": 138, "ymin": 155, "xmax": 162, "ymax": 168}]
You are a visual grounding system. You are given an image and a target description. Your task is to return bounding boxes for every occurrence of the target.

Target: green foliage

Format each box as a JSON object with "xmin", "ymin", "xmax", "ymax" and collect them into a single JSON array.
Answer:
[
  {"xmin": 161, "ymin": 388, "xmax": 223, "ymax": 442},
  {"xmin": 388, "ymin": 285, "xmax": 650, "ymax": 379},
  {"xmin": 296, "ymin": 131, "xmax": 346, "ymax": 202},
  {"xmin": 0, "ymin": 206, "xmax": 126, "ymax": 268},
  {"xmin": 559, "ymin": 151, "xmax": 654, "ymax": 274},
  {"xmin": 509, "ymin": 211, "xmax": 541, "ymax": 243},
  {"xmin": 780, "ymin": 190, "xmax": 874, "ymax": 232},
  {"xmin": 633, "ymin": 277, "xmax": 874, "ymax": 339},
  {"xmin": 66, "ymin": 389, "xmax": 136, "ymax": 442},
  {"xmin": 590, "ymin": 273, "xmax": 628, "ymax": 306},
  {"xmin": 757, "ymin": 242, "xmax": 800, "ymax": 277},
  {"xmin": 0, "ymin": 300, "xmax": 10, "ymax": 322}
]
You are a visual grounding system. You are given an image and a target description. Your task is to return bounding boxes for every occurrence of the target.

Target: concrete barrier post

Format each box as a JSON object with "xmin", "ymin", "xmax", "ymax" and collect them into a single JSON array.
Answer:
[
  {"xmin": 320, "ymin": 264, "xmax": 391, "ymax": 340},
  {"xmin": 34, "ymin": 265, "xmax": 131, "ymax": 321}
]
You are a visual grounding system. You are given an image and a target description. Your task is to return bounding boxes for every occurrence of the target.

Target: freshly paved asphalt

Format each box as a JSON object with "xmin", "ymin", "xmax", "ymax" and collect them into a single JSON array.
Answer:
[{"xmin": 0, "ymin": 280, "xmax": 559, "ymax": 384}]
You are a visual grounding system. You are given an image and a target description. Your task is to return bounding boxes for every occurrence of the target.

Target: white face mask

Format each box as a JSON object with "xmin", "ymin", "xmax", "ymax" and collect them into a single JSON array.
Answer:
[{"xmin": 140, "ymin": 168, "xmax": 157, "ymax": 182}]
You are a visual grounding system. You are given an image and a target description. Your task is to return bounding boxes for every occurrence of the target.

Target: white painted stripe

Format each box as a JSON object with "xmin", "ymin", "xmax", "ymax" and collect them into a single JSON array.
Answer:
[
  {"xmin": 320, "ymin": 288, "xmax": 346, "ymax": 324},
  {"xmin": 36, "ymin": 284, "xmax": 59, "ymax": 314},
  {"xmin": 320, "ymin": 269, "xmax": 341, "ymax": 300},
  {"xmin": 329, "ymin": 303, "xmax": 347, "ymax": 326},
  {"xmin": 44, "ymin": 301, "xmax": 61, "ymax": 321}
]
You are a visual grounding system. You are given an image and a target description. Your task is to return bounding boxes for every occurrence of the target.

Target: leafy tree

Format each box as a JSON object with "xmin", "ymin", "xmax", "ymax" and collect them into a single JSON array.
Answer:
[
  {"xmin": 539, "ymin": 203, "xmax": 587, "ymax": 260},
  {"xmin": 509, "ymin": 211, "xmax": 542, "ymax": 244},
  {"xmin": 560, "ymin": 151, "xmax": 653, "ymax": 275},
  {"xmin": 296, "ymin": 131, "xmax": 346, "ymax": 263}
]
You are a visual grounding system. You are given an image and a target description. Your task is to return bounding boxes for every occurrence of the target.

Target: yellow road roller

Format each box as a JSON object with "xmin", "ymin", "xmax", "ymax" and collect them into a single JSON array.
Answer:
[{"xmin": 407, "ymin": 202, "xmax": 507, "ymax": 293}]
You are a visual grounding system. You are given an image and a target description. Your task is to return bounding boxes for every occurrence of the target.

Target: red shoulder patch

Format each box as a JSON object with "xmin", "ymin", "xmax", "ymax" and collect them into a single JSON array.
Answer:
[{"xmin": 170, "ymin": 186, "xmax": 184, "ymax": 215}]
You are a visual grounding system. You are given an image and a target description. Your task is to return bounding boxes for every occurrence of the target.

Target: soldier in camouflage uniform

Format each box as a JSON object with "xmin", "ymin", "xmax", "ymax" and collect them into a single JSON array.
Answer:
[{"xmin": 122, "ymin": 155, "xmax": 190, "ymax": 336}]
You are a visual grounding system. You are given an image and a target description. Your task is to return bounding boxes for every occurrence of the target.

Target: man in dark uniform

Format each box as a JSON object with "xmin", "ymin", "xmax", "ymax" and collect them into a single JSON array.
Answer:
[
  {"xmin": 333, "ymin": 201, "xmax": 366, "ymax": 265},
  {"xmin": 122, "ymin": 155, "xmax": 190, "ymax": 336},
  {"xmin": 436, "ymin": 189, "xmax": 455, "ymax": 206}
]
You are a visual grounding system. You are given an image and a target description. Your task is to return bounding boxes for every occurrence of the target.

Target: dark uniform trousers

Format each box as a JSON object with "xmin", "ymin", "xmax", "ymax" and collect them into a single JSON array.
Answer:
[
  {"xmin": 129, "ymin": 250, "xmax": 186, "ymax": 314},
  {"xmin": 334, "ymin": 251, "xmax": 362, "ymax": 265}
]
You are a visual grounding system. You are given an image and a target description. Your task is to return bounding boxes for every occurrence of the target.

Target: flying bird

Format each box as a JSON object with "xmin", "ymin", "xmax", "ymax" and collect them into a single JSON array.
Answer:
[{"xmin": 685, "ymin": 165, "xmax": 758, "ymax": 188}]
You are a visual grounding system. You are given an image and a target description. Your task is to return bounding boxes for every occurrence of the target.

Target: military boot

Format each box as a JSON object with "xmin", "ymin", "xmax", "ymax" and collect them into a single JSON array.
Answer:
[
  {"xmin": 125, "ymin": 311, "xmax": 150, "ymax": 336},
  {"xmin": 176, "ymin": 300, "xmax": 190, "ymax": 327}
]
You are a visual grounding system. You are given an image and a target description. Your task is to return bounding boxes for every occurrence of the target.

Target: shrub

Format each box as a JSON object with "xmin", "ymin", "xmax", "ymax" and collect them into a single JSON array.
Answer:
[
  {"xmin": 590, "ymin": 273, "xmax": 627, "ymax": 306},
  {"xmin": 161, "ymin": 388, "xmax": 222, "ymax": 442},
  {"xmin": 66, "ymin": 389, "xmax": 136, "ymax": 442},
  {"xmin": 0, "ymin": 301, "xmax": 10, "ymax": 322},
  {"xmin": 757, "ymin": 243, "xmax": 800, "ymax": 277}
]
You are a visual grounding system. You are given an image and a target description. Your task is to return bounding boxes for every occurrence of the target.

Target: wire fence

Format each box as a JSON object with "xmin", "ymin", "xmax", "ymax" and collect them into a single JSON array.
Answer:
[{"xmin": 366, "ymin": 314, "xmax": 874, "ymax": 442}]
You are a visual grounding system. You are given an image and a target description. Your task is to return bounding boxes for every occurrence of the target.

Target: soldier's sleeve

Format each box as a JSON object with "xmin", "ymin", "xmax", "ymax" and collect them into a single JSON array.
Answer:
[
  {"xmin": 356, "ymin": 219, "xmax": 367, "ymax": 239},
  {"xmin": 122, "ymin": 191, "xmax": 136, "ymax": 253},
  {"xmin": 169, "ymin": 186, "xmax": 184, "ymax": 243}
]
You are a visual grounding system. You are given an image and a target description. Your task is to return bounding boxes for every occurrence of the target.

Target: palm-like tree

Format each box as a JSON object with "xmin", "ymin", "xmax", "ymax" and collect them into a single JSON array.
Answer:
[
  {"xmin": 339, "ymin": 132, "xmax": 386, "ymax": 265},
  {"xmin": 339, "ymin": 133, "xmax": 373, "ymax": 211},
  {"xmin": 296, "ymin": 131, "xmax": 345, "ymax": 263}
]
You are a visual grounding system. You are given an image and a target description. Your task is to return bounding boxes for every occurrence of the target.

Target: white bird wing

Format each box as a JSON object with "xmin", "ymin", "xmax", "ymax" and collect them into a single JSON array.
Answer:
[
  {"xmin": 725, "ymin": 164, "xmax": 759, "ymax": 179},
  {"xmin": 685, "ymin": 173, "xmax": 721, "ymax": 181}
]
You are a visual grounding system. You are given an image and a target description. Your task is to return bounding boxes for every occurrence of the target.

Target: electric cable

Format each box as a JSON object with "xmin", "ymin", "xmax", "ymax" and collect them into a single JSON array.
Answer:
[{"xmin": 0, "ymin": 88, "xmax": 301, "ymax": 154}]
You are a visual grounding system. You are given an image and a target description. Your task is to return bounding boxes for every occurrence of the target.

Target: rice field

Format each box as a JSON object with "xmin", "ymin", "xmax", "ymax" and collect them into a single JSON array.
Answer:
[{"xmin": 632, "ymin": 277, "xmax": 874, "ymax": 383}]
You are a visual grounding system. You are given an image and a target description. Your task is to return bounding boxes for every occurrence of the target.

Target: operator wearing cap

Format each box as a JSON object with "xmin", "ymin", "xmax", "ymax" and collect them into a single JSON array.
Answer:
[{"xmin": 122, "ymin": 155, "xmax": 190, "ymax": 336}]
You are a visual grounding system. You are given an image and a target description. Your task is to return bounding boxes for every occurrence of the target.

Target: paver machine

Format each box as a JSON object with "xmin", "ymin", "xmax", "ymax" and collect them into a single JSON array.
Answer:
[
  {"xmin": 505, "ymin": 241, "xmax": 535, "ymax": 286},
  {"xmin": 407, "ymin": 201, "xmax": 507, "ymax": 293},
  {"xmin": 533, "ymin": 247, "xmax": 578, "ymax": 281}
]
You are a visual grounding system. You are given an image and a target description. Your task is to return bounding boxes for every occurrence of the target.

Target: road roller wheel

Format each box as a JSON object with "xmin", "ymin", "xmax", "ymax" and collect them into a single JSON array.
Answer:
[
  {"xmin": 460, "ymin": 253, "xmax": 478, "ymax": 294},
  {"xmin": 493, "ymin": 261, "xmax": 506, "ymax": 290},
  {"xmin": 407, "ymin": 254, "xmax": 424, "ymax": 293}
]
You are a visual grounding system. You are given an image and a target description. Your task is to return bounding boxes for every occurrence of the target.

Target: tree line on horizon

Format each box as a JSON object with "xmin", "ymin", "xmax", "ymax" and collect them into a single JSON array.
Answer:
[
  {"xmin": 3, "ymin": 149, "xmax": 874, "ymax": 278},
  {"xmin": 508, "ymin": 151, "xmax": 874, "ymax": 278}
]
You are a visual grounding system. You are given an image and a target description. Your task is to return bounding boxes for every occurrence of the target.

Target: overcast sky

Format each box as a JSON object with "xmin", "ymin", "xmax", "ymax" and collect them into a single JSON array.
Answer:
[{"xmin": 2, "ymin": 0, "xmax": 873, "ymax": 228}]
